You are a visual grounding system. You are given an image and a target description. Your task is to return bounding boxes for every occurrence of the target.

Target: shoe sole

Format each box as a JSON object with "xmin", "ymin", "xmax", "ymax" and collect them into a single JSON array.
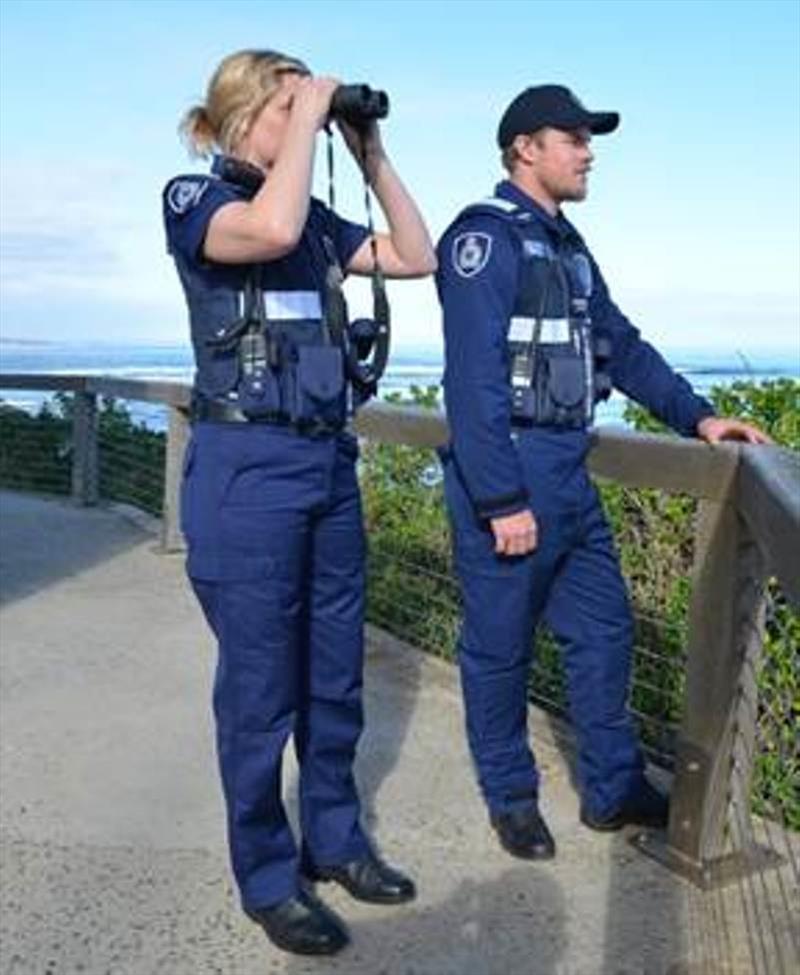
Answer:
[
  {"xmin": 580, "ymin": 813, "xmax": 668, "ymax": 832},
  {"xmin": 246, "ymin": 910, "xmax": 350, "ymax": 956},
  {"xmin": 263, "ymin": 930, "xmax": 349, "ymax": 956},
  {"xmin": 493, "ymin": 832, "xmax": 557, "ymax": 861},
  {"xmin": 580, "ymin": 814, "xmax": 625, "ymax": 832},
  {"xmin": 497, "ymin": 842, "xmax": 557, "ymax": 861},
  {"xmin": 308, "ymin": 873, "xmax": 416, "ymax": 905}
]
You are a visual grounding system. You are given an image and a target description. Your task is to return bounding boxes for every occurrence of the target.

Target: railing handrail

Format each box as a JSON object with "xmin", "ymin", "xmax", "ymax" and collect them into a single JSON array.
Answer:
[
  {"xmin": 0, "ymin": 372, "xmax": 192, "ymax": 408},
  {"xmin": 1, "ymin": 371, "xmax": 798, "ymax": 603},
  {"xmin": 737, "ymin": 446, "xmax": 800, "ymax": 607}
]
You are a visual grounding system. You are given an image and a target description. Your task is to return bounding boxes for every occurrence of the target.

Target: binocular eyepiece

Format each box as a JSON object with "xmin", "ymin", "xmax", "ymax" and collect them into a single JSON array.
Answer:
[{"xmin": 330, "ymin": 84, "xmax": 389, "ymax": 129}]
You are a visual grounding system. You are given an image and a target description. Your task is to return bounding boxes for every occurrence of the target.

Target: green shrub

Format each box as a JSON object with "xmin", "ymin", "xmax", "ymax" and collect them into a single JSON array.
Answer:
[
  {"xmin": 0, "ymin": 393, "xmax": 165, "ymax": 513},
  {"xmin": 0, "ymin": 399, "xmax": 72, "ymax": 495}
]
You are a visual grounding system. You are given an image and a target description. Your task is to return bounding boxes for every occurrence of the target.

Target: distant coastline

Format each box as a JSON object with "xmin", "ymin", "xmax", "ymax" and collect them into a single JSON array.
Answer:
[
  {"xmin": 1, "ymin": 339, "xmax": 797, "ymax": 433},
  {"xmin": 1, "ymin": 337, "xmax": 798, "ymax": 358},
  {"xmin": 0, "ymin": 337, "xmax": 58, "ymax": 347}
]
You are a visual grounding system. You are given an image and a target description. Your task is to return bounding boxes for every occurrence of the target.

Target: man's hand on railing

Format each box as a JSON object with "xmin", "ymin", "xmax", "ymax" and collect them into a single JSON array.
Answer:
[
  {"xmin": 490, "ymin": 509, "xmax": 539, "ymax": 556},
  {"xmin": 697, "ymin": 417, "xmax": 773, "ymax": 445}
]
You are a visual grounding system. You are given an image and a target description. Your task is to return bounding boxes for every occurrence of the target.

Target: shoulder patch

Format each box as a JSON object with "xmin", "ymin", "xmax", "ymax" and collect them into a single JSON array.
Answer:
[
  {"xmin": 452, "ymin": 232, "xmax": 493, "ymax": 279},
  {"xmin": 166, "ymin": 178, "xmax": 209, "ymax": 216}
]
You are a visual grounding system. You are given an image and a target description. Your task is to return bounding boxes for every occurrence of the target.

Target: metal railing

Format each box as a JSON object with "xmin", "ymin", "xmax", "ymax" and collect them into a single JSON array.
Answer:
[{"xmin": 1, "ymin": 372, "xmax": 798, "ymax": 972}]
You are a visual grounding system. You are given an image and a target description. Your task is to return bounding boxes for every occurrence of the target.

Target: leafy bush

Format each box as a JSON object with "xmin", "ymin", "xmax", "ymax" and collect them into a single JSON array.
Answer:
[
  {"xmin": 0, "ymin": 393, "xmax": 165, "ymax": 513},
  {"xmin": 0, "ymin": 398, "xmax": 72, "ymax": 495}
]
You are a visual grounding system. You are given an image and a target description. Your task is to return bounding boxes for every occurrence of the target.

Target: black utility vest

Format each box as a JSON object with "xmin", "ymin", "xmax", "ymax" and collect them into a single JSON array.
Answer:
[
  {"xmin": 462, "ymin": 198, "xmax": 611, "ymax": 429},
  {"xmin": 171, "ymin": 200, "xmax": 350, "ymax": 431}
]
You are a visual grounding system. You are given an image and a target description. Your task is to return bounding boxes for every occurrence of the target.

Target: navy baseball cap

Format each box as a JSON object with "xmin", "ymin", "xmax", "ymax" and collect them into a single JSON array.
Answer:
[{"xmin": 497, "ymin": 85, "xmax": 619, "ymax": 147}]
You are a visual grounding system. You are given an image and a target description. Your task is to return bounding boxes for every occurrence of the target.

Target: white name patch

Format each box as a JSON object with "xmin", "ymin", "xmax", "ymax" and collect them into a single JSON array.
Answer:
[
  {"xmin": 452, "ymin": 232, "xmax": 492, "ymax": 278},
  {"xmin": 263, "ymin": 290, "xmax": 322, "ymax": 321}
]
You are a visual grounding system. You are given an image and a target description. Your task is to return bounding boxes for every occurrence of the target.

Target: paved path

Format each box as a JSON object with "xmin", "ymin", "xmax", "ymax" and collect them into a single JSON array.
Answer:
[{"xmin": 0, "ymin": 491, "xmax": 750, "ymax": 975}]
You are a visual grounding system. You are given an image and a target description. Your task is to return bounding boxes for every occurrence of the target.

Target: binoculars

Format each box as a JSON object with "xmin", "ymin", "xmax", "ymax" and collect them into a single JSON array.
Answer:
[{"xmin": 330, "ymin": 84, "xmax": 389, "ymax": 129}]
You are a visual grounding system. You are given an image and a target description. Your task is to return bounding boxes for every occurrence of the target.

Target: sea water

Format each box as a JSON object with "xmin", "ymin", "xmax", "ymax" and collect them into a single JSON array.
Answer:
[{"xmin": 1, "ymin": 341, "xmax": 797, "ymax": 433}]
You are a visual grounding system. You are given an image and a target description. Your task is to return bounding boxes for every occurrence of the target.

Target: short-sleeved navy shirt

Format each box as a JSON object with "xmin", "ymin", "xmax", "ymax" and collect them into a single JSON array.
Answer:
[
  {"xmin": 162, "ymin": 170, "xmax": 370, "ymax": 397},
  {"xmin": 163, "ymin": 172, "xmax": 370, "ymax": 288}
]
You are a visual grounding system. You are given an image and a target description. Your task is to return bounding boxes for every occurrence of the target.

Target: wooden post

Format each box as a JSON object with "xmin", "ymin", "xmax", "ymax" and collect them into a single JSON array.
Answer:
[
  {"xmin": 160, "ymin": 405, "xmax": 190, "ymax": 552},
  {"xmin": 71, "ymin": 391, "xmax": 98, "ymax": 505},
  {"xmin": 636, "ymin": 481, "xmax": 771, "ymax": 886}
]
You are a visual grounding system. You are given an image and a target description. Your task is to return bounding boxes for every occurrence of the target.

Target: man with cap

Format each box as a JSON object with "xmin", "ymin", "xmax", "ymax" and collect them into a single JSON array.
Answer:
[{"xmin": 435, "ymin": 85, "xmax": 769, "ymax": 860}]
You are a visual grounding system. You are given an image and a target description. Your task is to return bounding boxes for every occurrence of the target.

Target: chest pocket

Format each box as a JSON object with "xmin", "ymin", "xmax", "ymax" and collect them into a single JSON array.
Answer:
[
  {"xmin": 191, "ymin": 294, "xmax": 240, "ymax": 397},
  {"xmin": 235, "ymin": 309, "xmax": 346, "ymax": 429},
  {"xmin": 509, "ymin": 242, "xmax": 592, "ymax": 429}
]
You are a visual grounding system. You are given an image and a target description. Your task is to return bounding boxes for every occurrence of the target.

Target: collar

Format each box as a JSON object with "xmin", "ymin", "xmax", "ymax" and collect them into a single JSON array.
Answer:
[
  {"xmin": 212, "ymin": 154, "xmax": 265, "ymax": 198},
  {"xmin": 494, "ymin": 180, "xmax": 579, "ymax": 241}
]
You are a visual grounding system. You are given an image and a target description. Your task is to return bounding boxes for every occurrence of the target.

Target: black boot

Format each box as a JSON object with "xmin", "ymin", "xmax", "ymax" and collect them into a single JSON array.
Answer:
[
  {"xmin": 245, "ymin": 889, "xmax": 349, "ymax": 956},
  {"xmin": 580, "ymin": 779, "xmax": 669, "ymax": 832},
  {"xmin": 305, "ymin": 852, "xmax": 416, "ymax": 904},
  {"xmin": 490, "ymin": 806, "xmax": 556, "ymax": 860}
]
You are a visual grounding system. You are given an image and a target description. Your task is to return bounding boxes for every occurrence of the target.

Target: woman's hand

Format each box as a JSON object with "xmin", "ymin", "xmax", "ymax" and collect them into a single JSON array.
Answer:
[
  {"xmin": 204, "ymin": 75, "xmax": 340, "ymax": 265},
  {"xmin": 341, "ymin": 117, "xmax": 436, "ymax": 279},
  {"xmin": 291, "ymin": 76, "xmax": 341, "ymax": 132},
  {"xmin": 336, "ymin": 117, "xmax": 385, "ymax": 169}
]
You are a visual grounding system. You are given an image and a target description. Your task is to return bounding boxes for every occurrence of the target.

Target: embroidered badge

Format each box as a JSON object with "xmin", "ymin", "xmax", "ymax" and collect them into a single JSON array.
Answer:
[
  {"xmin": 452, "ymin": 232, "xmax": 492, "ymax": 278},
  {"xmin": 167, "ymin": 179, "xmax": 209, "ymax": 215}
]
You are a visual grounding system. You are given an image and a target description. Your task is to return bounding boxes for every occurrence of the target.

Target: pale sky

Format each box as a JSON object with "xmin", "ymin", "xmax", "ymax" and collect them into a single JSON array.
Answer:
[{"xmin": 1, "ymin": 0, "xmax": 798, "ymax": 356}]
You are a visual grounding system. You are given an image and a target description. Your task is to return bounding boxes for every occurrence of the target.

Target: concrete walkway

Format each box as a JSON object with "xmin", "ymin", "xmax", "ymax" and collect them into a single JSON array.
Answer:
[{"xmin": 0, "ymin": 491, "xmax": 751, "ymax": 975}]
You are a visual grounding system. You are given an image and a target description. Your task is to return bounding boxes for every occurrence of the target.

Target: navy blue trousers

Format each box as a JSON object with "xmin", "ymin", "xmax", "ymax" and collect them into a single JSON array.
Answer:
[
  {"xmin": 443, "ymin": 430, "xmax": 645, "ymax": 820},
  {"xmin": 182, "ymin": 423, "xmax": 370, "ymax": 910}
]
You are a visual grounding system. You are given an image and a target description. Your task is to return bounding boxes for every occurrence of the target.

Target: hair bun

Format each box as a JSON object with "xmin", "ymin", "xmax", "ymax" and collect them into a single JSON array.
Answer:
[{"xmin": 179, "ymin": 104, "xmax": 216, "ymax": 159}]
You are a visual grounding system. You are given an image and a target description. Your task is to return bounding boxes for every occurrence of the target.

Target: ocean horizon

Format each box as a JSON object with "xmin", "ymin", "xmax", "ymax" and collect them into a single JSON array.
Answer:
[{"xmin": 1, "ymin": 338, "xmax": 798, "ymax": 431}]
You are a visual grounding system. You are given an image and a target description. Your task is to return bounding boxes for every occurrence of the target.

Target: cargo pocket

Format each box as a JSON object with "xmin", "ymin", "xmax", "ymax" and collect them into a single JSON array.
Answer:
[
  {"xmin": 293, "ymin": 345, "xmax": 345, "ymax": 425},
  {"xmin": 547, "ymin": 356, "xmax": 585, "ymax": 409},
  {"xmin": 533, "ymin": 354, "xmax": 584, "ymax": 427},
  {"xmin": 238, "ymin": 366, "xmax": 283, "ymax": 419}
]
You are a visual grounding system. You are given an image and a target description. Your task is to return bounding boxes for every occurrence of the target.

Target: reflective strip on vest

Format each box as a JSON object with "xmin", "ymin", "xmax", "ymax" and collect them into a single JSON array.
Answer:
[
  {"xmin": 263, "ymin": 290, "xmax": 323, "ymax": 320},
  {"xmin": 508, "ymin": 316, "xmax": 571, "ymax": 344}
]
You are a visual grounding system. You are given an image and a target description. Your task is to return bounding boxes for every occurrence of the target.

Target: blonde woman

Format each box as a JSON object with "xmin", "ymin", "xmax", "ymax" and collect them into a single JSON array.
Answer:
[{"xmin": 163, "ymin": 49, "xmax": 435, "ymax": 956}]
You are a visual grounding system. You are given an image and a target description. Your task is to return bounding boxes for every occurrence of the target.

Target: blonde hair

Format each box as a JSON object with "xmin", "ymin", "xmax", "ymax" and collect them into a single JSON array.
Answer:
[{"xmin": 179, "ymin": 49, "xmax": 309, "ymax": 158}]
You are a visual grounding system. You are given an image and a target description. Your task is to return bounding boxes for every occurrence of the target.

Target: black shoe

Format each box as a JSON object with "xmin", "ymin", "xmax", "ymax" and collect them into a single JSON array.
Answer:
[
  {"xmin": 305, "ymin": 853, "xmax": 416, "ymax": 904},
  {"xmin": 245, "ymin": 890, "xmax": 349, "ymax": 956},
  {"xmin": 490, "ymin": 806, "xmax": 556, "ymax": 860},
  {"xmin": 580, "ymin": 780, "xmax": 670, "ymax": 832}
]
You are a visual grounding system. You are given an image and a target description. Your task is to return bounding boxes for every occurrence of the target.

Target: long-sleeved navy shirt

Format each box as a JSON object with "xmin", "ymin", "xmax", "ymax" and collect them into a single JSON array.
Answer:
[{"xmin": 436, "ymin": 180, "xmax": 715, "ymax": 519}]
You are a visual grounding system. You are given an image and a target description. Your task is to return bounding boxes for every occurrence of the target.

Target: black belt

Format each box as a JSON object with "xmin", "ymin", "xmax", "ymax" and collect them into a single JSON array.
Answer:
[
  {"xmin": 191, "ymin": 398, "xmax": 250, "ymax": 423},
  {"xmin": 510, "ymin": 418, "xmax": 588, "ymax": 431},
  {"xmin": 191, "ymin": 397, "xmax": 344, "ymax": 438}
]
